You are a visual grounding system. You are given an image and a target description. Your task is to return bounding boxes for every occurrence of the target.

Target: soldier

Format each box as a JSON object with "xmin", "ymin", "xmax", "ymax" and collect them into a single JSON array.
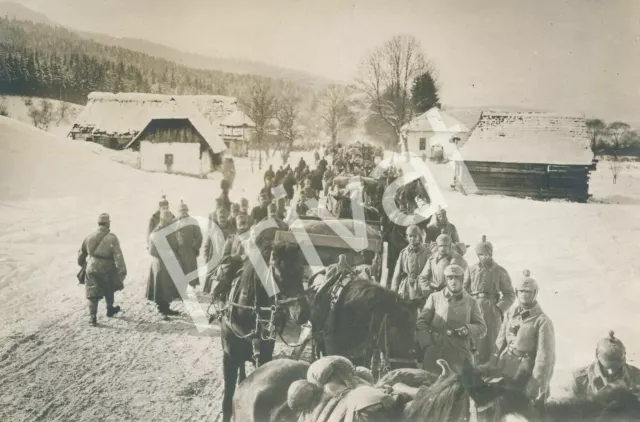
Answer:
[
  {"xmin": 492, "ymin": 270, "xmax": 555, "ymax": 407},
  {"xmin": 571, "ymin": 331, "xmax": 640, "ymax": 397},
  {"xmin": 323, "ymin": 165, "xmax": 334, "ymax": 197},
  {"xmin": 416, "ymin": 264, "xmax": 487, "ymax": 374},
  {"xmin": 148, "ymin": 195, "xmax": 172, "ymax": 239},
  {"xmin": 262, "ymin": 202, "xmax": 289, "ymax": 230},
  {"xmin": 228, "ymin": 203, "xmax": 240, "ymax": 232},
  {"xmin": 240, "ymin": 198, "xmax": 251, "ymax": 222},
  {"xmin": 218, "ymin": 180, "xmax": 232, "ymax": 212},
  {"xmin": 250, "ymin": 191, "xmax": 271, "ymax": 224},
  {"xmin": 417, "ymin": 233, "xmax": 467, "ymax": 298},
  {"xmin": 464, "ymin": 235, "xmax": 515, "ymax": 365},
  {"xmin": 175, "ymin": 201, "xmax": 203, "ymax": 287},
  {"xmin": 203, "ymin": 206, "xmax": 234, "ymax": 263},
  {"xmin": 425, "ymin": 208, "xmax": 460, "ymax": 244},
  {"xmin": 390, "ymin": 225, "xmax": 430, "ymax": 301},
  {"xmin": 264, "ymin": 164, "xmax": 275, "ymax": 184},
  {"xmin": 302, "ymin": 179, "xmax": 318, "ymax": 201},
  {"xmin": 146, "ymin": 209, "xmax": 182, "ymax": 317},
  {"xmin": 222, "ymin": 213, "xmax": 250, "ymax": 260},
  {"xmin": 78, "ymin": 213, "xmax": 127, "ymax": 326}
]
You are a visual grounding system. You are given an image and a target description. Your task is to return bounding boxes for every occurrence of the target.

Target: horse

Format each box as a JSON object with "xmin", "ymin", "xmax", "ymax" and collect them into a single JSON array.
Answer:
[
  {"xmin": 404, "ymin": 359, "xmax": 640, "ymax": 422},
  {"xmin": 330, "ymin": 191, "xmax": 380, "ymax": 222},
  {"xmin": 306, "ymin": 274, "xmax": 420, "ymax": 379},
  {"xmin": 219, "ymin": 240, "xmax": 311, "ymax": 422}
]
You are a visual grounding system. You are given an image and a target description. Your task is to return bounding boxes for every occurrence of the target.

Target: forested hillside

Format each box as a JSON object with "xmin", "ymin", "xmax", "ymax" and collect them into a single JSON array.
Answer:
[{"xmin": 0, "ymin": 17, "xmax": 313, "ymax": 104}]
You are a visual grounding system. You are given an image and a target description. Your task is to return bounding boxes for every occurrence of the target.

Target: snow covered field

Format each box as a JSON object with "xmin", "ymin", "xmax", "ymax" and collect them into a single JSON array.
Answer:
[{"xmin": 1, "ymin": 116, "xmax": 639, "ymax": 420}]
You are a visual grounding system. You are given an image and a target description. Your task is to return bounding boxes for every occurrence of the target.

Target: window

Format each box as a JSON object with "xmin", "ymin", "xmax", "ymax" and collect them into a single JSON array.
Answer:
[
  {"xmin": 419, "ymin": 138, "xmax": 427, "ymax": 151},
  {"xmin": 164, "ymin": 153, "xmax": 174, "ymax": 172}
]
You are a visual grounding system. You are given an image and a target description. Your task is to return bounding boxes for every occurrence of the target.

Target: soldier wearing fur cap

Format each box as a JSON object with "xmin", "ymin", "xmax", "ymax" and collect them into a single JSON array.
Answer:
[
  {"xmin": 390, "ymin": 225, "xmax": 431, "ymax": 301},
  {"xmin": 416, "ymin": 264, "xmax": 487, "ymax": 374},
  {"xmin": 493, "ymin": 270, "xmax": 555, "ymax": 405},
  {"xmin": 464, "ymin": 235, "xmax": 515, "ymax": 365},
  {"xmin": 78, "ymin": 213, "xmax": 127, "ymax": 326},
  {"xmin": 425, "ymin": 207, "xmax": 460, "ymax": 244},
  {"xmin": 571, "ymin": 331, "xmax": 640, "ymax": 397},
  {"xmin": 417, "ymin": 233, "xmax": 467, "ymax": 298}
]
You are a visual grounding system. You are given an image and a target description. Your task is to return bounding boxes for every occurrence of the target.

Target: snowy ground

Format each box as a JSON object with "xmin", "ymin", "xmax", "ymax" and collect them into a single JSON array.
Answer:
[{"xmin": 1, "ymin": 116, "xmax": 639, "ymax": 420}]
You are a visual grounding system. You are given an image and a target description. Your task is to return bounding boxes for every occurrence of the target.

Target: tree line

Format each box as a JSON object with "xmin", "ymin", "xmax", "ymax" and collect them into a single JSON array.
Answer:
[{"xmin": 0, "ymin": 17, "xmax": 312, "ymax": 105}]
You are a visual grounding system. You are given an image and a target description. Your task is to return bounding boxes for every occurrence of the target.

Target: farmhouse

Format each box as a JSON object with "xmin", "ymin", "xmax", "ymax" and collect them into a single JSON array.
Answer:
[
  {"xmin": 68, "ymin": 92, "xmax": 237, "ymax": 150},
  {"xmin": 400, "ymin": 107, "xmax": 480, "ymax": 161},
  {"xmin": 220, "ymin": 110, "xmax": 255, "ymax": 157},
  {"xmin": 454, "ymin": 111, "xmax": 596, "ymax": 202},
  {"xmin": 125, "ymin": 103, "xmax": 227, "ymax": 177}
]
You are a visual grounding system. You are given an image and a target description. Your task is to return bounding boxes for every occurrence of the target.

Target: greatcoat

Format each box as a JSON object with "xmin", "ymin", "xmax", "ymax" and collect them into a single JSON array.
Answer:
[
  {"xmin": 463, "ymin": 261, "xmax": 515, "ymax": 364},
  {"xmin": 146, "ymin": 224, "xmax": 182, "ymax": 304},
  {"xmin": 416, "ymin": 289, "xmax": 487, "ymax": 374},
  {"xmin": 175, "ymin": 216, "xmax": 203, "ymax": 287},
  {"xmin": 78, "ymin": 226, "xmax": 127, "ymax": 299},
  {"xmin": 389, "ymin": 243, "xmax": 430, "ymax": 300}
]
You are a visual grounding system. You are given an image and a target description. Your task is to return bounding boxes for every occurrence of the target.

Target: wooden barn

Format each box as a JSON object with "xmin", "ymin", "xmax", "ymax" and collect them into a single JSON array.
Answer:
[
  {"xmin": 454, "ymin": 111, "xmax": 596, "ymax": 202},
  {"xmin": 125, "ymin": 110, "xmax": 227, "ymax": 177},
  {"xmin": 220, "ymin": 110, "xmax": 255, "ymax": 157},
  {"xmin": 68, "ymin": 92, "xmax": 238, "ymax": 150}
]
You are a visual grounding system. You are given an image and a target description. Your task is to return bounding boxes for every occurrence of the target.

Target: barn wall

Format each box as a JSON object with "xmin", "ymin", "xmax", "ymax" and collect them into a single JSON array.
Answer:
[
  {"xmin": 406, "ymin": 130, "xmax": 462, "ymax": 159},
  {"xmin": 140, "ymin": 141, "xmax": 204, "ymax": 176},
  {"xmin": 455, "ymin": 161, "xmax": 591, "ymax": 202}
]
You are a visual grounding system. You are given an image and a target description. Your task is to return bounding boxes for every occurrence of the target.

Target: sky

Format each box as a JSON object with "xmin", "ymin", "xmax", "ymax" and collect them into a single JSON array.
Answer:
[{"xmin": 12, "ymin": 0, "xmax": 640, "ymax": 123}]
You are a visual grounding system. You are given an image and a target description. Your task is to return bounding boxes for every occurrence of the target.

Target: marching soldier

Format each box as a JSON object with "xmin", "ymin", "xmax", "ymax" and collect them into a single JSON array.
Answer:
[
  {"xmin": 571, "ymin": 331, "xmax": 640, "ymax": 397},
  {"xmin": 464, "ymin": 235, "xmax": 515, "ymax": 365},
  {"xmin": 250, "ymin": 191, "xmax": 271, "ymax": 223},
  {"xmin": 417, "ymin": 233, "xmax": 467, "ymax": 298},
  {"xmin": 175, "ymin": 201, "xmax": 203, "ymax": 287},
  {"xmin": 492, "ymin": 270, "xmax": 555, "ymax": 407},
  {"xmin": 222, "ymin": 213, "xmax": 250, "ymax": 260},
  {"xmin": 262, "ymin": 202, "xmax": 289, "ymax": 230},
  {"xmin": 389, "ymin": 225, "xmax": 430, "ymax": 301},
  {"xmin": 203, "ymin": 205, "xmax": 234, "ymax": 264},
  {"xmin": 425, "ymin": 208, "xmax": 460, "ymax": 244},
  {"xmin": 78, "ymin": 213, "xmax": 127, "ymax": 326},
  {"xmin": 416, "ymin": 264, "xmax": 487, "ymax": 374},
  {"xmin": 148, "ymin": 195, "xmax": 172, "ymax": 239}
]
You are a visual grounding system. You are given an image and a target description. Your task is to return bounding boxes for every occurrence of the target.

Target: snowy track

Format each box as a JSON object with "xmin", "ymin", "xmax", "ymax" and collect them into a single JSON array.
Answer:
[{"xmin": 2, "ymin": 117, "xmax": 640, "ymax": 420}]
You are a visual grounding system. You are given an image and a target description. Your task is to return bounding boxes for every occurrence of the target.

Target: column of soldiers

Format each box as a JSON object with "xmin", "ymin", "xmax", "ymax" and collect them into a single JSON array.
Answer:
[{"xmin": 78, "ymin": 154, "xmax": 640, "ymax": 403}]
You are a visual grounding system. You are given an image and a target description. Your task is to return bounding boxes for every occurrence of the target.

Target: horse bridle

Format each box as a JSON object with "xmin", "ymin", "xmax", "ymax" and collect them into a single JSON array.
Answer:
[{"xmin": 368, "ymin": 313, "xmax": 419, "ymax": 378}]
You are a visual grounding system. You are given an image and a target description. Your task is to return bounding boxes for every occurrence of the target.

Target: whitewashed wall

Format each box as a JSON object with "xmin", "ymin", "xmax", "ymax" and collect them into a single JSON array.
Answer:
[
  {"xmin": 406, "ymin": 131, "xmax": 461, "ymax": 159},
  {"xmin": 140, "ymin": 141, "xmax": 205, "ymax": 176}
]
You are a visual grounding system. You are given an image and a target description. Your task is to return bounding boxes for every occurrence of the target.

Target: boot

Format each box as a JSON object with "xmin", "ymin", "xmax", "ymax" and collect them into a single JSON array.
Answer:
[
  {"xmin": 106, "ymin": 305, "xmax": 121, "ymax": 317},
  {"xmin": 90, "ymin": 315, "xmax": 97, "ymax": 326}
]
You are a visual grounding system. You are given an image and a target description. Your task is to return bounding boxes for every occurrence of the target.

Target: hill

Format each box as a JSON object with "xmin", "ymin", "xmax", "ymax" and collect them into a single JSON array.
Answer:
[
  {"xmin": 0, "ymin": 95, "xmax": 83, "ymax": 136},
  {"xmin": 0, "ymin": 17, "xmax": 316, "ymax": 105},
  {"xmin": 0, "ymin": 1, "xmax": 330, "ymax": 89}
]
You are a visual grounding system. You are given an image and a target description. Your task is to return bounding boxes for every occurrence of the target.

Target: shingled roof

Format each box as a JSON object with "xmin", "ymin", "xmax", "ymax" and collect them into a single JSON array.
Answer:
[
  {"xmin": 456, "ymin": 111, "xmax": 594, "ymax": 165},
  {"xmin": 69, "ymin": 92, "xmax": 238, "ymax": 138}
]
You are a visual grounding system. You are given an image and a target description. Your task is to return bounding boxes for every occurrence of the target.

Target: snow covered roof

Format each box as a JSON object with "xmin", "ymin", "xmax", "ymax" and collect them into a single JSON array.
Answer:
[
  {"xmin": 456, "ymin": 111, "xmax": 594, "ymax": 165},
  {"xmin": 220, "ymin": 110, "xmax": 256, "ymax": 128},
  {"xmin": 70, "ymin": 92, "xmax": 238, "ymax": 138},
  {"xmin": 126, "ymin": 100, "xmax": 227, "ymax": 153},
  {"xmin": 401, "ymin": 107, "xmax": 470, "ymax": 133}
]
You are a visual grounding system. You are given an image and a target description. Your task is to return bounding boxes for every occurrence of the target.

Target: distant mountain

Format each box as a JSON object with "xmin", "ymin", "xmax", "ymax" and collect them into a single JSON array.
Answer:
[
  {"xmin": 0, "ymin": 1, "xmax": 52, "ymax": 25},
  {"xmin": 0, "ymin": 1, "xmax": 332, "ymax": 89}
]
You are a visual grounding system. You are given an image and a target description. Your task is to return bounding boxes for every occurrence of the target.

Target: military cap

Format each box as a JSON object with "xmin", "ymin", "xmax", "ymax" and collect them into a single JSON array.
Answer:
[
  {"xmin": 475, "ymin": 234, "xmax": 494, "ymax": 256},
  {"xmin": 231, "ymin": 203, "xmax": 241, "ymax": 212},
  {"xmin": 435, "ymin": 206, "xmax": 447, "ymax": 216},
  {"xmin": 159, "ymin": 195, "xmax": 169, "ymax": 207},
  {"xmin": 444, "ymin": 264, "xmax": 465, "ymax": 277},
  {"xmin": 97, "ymin": 213, "xmax": 110, "ymax": 224},
  {"xmin": 514, "ymin": 269, "xmax": 538, "ymax": 291},
  {"xmin": 178, "ymin": 200, "xmax": 188, "ymax": 212},
  {"xmin": 436, "ymin": 233, "xmax": 452, "ymax": 246},
  {"xmin": 596, "ymin": 331, "xmax": 626, "ymax": 363}
]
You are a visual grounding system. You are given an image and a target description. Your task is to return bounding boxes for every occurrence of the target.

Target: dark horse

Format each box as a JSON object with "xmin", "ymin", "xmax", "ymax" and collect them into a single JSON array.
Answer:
[
  {"xmin": 219, "ymin": 240, "xmax": 310, "ymax": 422},
  {"xmin": 404, "ymin": 359, "xmax": 640, "ymax": 422},
  {"xmin": 306, "ymin": 274, "xmax": 419, "ymax": 379}
]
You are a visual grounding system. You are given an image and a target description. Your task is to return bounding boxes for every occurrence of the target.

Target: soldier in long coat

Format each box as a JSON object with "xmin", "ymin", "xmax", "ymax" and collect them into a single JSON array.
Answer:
[
  {"xmin": 175, "ymin": 201, "xmax": 203, "ymax": 287},
  {"xmin": 78, "ymin": 213, "xmax": 127, "ymax": 326},
  {"xmin": 389, "ymin": 225, "xmax": 430, "ymax": 301},
  {"xmin": 250, "ymin": 191, "xmax": 271, "ymax": 224},
  {"xmin": 148, "ymin": 195, "xmax": 172, "ymax": 239},
  {"xmin": 416, "ymin": 264, "xmax": 487, "ymax": 374},
  {"xmin": 203, "ymin": 206, "xmax": 234, "ymax": 264},
  {"xmin": 222, "ymin": 213, "xmax": 250, "ymax": 259},
  {"xmin": 146, "ymin": 210, "xmax": 183, "ymax": 316},
  {"xmin": 218, "ymin": 180, "xmax": 232, "ymax": 213},
  {"xmin": 425, "ymin": 208, "xmax": 460, "ymax": 244},
  {"xmin": 418, "ymin": 233, "xmax": 467, "ymax": 298},
  {"xmin": 464, "ymin": 235, "xmax": 515, "ymax": 365},
  {"xmin": 492, "ymin": 270, "xmax": 555, "ymax": 405},
  {"xmin": 571, "ymin": 331, "xmax": 640, "ymax": 397}
]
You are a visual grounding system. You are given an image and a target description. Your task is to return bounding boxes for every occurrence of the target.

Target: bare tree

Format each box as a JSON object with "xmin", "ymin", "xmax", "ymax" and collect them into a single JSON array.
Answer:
[
  {"xmin": 274, "ymin": 82, "xmax": 302, "ymax": 165},
  {"xmin": 58, "ymin": 102, "xmax": 71, "ymax": 123},
  {"xmin": 586, "ymin": 118, "xmax": 606, "ymax": 154},
  {"xmin": 28, "ymin": 99, "xmax": 54, "ymax": 130},
  {"xmin": 239, "ymin": 78, "xmax": 278, "ymax": 170},
  {"xmin": 319, "ymin": 84, "xmax": 357, "ymax": 145},
  {"xmin": 354, "ymin": 34, "xmax": 430, "ymax": 152},
  {"xmin": 607, "ymin": 121, "xmax": 631, "ymax": 184}
]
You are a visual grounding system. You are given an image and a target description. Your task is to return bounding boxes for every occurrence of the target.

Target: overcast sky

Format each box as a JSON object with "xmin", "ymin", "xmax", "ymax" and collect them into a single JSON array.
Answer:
[{"xmin": 14, "ymin": 0, "xmax": 640, "ymax": 123}]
